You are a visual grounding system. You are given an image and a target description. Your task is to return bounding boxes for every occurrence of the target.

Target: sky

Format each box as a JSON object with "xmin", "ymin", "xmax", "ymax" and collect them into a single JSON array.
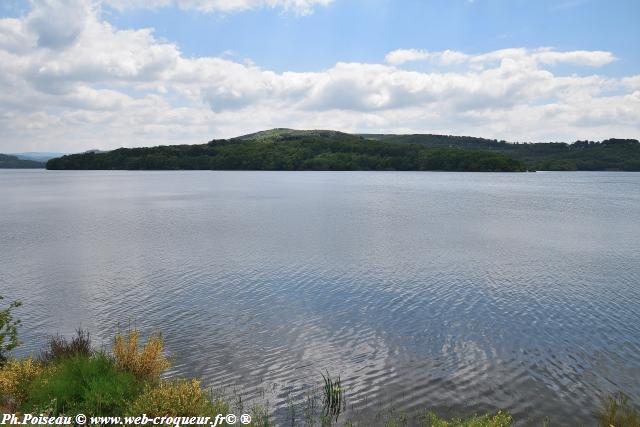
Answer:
[{"xmin": 0, "ymin": 0, "xmax": 639, "ymax": 152}]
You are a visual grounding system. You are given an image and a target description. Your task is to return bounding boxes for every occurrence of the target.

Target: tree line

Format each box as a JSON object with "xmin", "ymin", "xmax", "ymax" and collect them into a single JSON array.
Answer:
[{"xmin": 46, "ymin": 133, "xmax": 529, "ymax": 172}]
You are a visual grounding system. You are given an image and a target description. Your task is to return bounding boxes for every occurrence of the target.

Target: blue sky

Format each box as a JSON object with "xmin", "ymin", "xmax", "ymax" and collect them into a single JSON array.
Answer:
[
  {"xmin": 0, "ymin": 0, "xmax": 638, "ymax": 152},
  {"xmin": 103, "ymin": 0, "xmax": 640, "ymax": 76}
]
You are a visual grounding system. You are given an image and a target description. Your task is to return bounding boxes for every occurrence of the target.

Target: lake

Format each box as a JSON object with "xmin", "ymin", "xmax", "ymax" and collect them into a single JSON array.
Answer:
[{"xmin": 1, "ymin": 170, "xmax": 639, "ymax": 425}]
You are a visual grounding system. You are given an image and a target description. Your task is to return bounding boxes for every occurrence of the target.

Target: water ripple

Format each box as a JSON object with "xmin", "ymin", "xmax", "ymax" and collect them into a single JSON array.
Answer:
[{"xmin": 1, "ymin": 170, "xmax": 639, "ymax": 426}]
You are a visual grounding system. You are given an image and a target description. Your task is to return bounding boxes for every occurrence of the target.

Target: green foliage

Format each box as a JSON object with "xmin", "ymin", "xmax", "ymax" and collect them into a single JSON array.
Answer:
[
  {"xmin": 46, "ymin": 130, "xmax": 529, "ymax": 172},
  {"xmin": 375, "ymin": 134, "xmax": 640, "ymax": 171},
  {"xmin": 321, "ymin": 371, "xmax": 346, "ymax": 421},
  {"xmin": 418, "ymin": 410, "xmax": 513, "ymax": 427},
  {"xmin": 22, "ymin": 353, "xmax": 142, "ymax": 415},
  {"xmin": 40, "ymin": 329, "xmax": 93, "ymax": 363},
  {"xmin": 597, "ymin": 392, "xmax": 640, "ymax": 427},
  {"xmin": 0, "ymin": 296, "xmax": 21, "ymax": 366},
  {"xmin": 46, "ymin": 129, "xmax": 640, "ymax": 172},
  {"xmin": 623, "ymin": 159, "xmax": 640, "ymax": 171}
]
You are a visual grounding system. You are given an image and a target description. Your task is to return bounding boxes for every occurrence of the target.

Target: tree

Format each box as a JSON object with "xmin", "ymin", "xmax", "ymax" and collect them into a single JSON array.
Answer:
[{"xmin": 0, "ymin": 295, "xmax": 21, "ymax": 366}]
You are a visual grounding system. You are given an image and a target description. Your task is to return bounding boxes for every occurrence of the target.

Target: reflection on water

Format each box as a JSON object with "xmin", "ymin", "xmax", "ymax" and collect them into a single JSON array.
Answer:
[{"xmin": 1, "ymin": 170, "xmax": 639, "ymax": 425}]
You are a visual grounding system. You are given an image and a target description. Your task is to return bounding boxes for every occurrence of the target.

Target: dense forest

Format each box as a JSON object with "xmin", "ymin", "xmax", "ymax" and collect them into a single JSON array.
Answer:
[
  {"xmin": 0, "ymin": 154, "xmax": 44, "ymax": 169},
  {"xmin": 45, "ymin": 129, "xmax": 640, "ymax": 172},
  {"xmin": 367, "ymin": 133, "xmax": 640, "ymax": 171},
  {"xmin": 46, "ymin": 130, "xmax": 528, "ymax": 172}
]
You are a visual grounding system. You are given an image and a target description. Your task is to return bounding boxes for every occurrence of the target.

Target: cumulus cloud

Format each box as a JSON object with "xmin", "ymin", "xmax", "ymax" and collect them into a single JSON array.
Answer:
[
  {"xmin": 27, "ymin": 0, "xmax": 93, "ymax": 49},
  {"xmin": 0, "ymin": 0, "xmax": 638, "ymax": 153},
  {"xmin": 103, "ymin": 0, "xmax": 333, "ymax": 14}
]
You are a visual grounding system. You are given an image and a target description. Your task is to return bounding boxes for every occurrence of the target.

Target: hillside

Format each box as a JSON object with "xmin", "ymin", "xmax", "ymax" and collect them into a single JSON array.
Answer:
[
  {"xmin": 46, "ymin": 130, "xmax": 528, "ymax": 172},
  {"xmin": 363, "ymin": 133, "xmax": 640, "ymax": 171},
  {"xmin": 0, "ymin": 154, "xmax": 44, "ymax": 169},
  {"xmin": 45, "ymin": 129, "xmax": 640, "ymax": 172}
]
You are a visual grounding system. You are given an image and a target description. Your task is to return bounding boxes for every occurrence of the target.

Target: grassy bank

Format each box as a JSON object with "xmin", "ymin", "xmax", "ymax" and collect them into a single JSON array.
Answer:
[{"xmin": 2, "ymin": 299, "xmax": 639, "ymax": 426}]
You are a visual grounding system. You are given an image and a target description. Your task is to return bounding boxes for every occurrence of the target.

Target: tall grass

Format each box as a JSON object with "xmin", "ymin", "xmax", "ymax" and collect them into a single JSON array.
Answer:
[
  {"xmin": 321, "ymin": 371, "xmax": 346, "ymax": 422},
  {"xmin": 22, "ymin": 353, "xmax": 142, "ymax": 415},
  {"xmin": 597, "ymin": 392, "xmax": 640, "ymax": 427},
  {"xmin": 419, "ymin": 410, "xmax": 513, "ymax": 427}
]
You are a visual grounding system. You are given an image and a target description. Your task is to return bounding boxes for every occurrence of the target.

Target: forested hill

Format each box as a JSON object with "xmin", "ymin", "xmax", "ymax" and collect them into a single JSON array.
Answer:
[
  {"xmin": 0, "ymin": 154, "xmax": 44, "ymax": 169},
  {"xmin": 45, "ymin": 129, "xmax": 640, "ymax": 171},
  {"xmin": 365, "ymin": 133, "xmax": 640, "ymax": 171},
  {"xmin": 45, "ymin": 130, "xmax": 528, "ymax": 172}
]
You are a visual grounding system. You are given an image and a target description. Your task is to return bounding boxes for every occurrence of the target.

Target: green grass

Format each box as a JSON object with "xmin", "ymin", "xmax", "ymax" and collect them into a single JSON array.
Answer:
[
  {"xmin": 22, "ymin": 353, "xmax": 142, "ymax": 415},
  {"xmin": 597, "ymin": 392, "xmax": 640, "ymax": 427},
  {"xmin": 322, "ymin": 371, "xmax": 346, "ymax": 420},
  {"xmin": 418, "ymin": 411, "xmax": 513, "ymax": 427}
]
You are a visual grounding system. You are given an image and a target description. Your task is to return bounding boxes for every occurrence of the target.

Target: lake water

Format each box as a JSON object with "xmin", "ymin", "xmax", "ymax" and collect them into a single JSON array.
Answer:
[{"xmin": 1, "ymin": 170, "xmax": 639, "ymax": 425}]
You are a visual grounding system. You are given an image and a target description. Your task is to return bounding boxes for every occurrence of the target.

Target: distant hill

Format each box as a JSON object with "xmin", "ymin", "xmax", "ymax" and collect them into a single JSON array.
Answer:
[
  {"xmin": 46, "ymin": 129, "xmax": 528, "ymax": 172},
  {"xmin": 45, "ymin": 129, "xmax": 640, "ymax": 172},
  {"xmin": 0, "ymin": 154, "xmax": 45, "ymax": 169},
  {"xmin": 12, "ymin": 152, "xmax": 66, "ymax": 162}
]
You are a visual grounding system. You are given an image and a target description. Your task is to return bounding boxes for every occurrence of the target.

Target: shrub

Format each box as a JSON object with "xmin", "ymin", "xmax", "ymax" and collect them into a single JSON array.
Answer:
[
  {"xmin": 22, "ymin": 353, "xmax": 142, "ymax": 415},
  {"xmin": 0, "ymin": 357, "xmax": 43, "ymax": 408},
  {"xmin": 0, "ymin": 296, "xmax": 21, "ymax": 366},
  {"xmin": 127, "ymin": 379, "xmax": 229, "ymax": 418},
  {"xmin": 113, "ymin": 329, "xmax": 170, "ymax": 382},
  {"xmin": 597, "ymin": 392, "xmax": 640, "ymax": 427},
  {"xmin": 40, "ymin": 329, "xmax": 93, "ymax": 363}
]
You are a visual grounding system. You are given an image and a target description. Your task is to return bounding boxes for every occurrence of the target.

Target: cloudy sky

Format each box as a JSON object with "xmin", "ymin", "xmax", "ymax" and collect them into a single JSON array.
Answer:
[{"xmin": 1, "ymin": 0, "xmax": 639, "ymax": 153}]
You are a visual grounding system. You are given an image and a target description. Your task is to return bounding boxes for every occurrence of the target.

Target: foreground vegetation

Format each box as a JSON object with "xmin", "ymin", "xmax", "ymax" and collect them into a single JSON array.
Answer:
[
  {"xmin": 0, "ymin": 330, "xmax": 233, "ymax": 421},
  {"xmin": 2, "ymin": 297, "xmax": 639, "ymax": 426}
]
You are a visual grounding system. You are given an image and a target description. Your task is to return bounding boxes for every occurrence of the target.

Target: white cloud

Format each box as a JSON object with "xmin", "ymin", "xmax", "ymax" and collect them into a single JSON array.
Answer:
[
  {"xmin": 103, "ymin": 0, "xmax": 333, "ymax": 14},
  {"xmin": 622, "ymin": 75, "xmax": 640, "ymax": 90},
  {"xmin": 385, "ymin": 49, "xmax": 432, "ymax": 65},
  {"xmin": 387, "ymin": 47, "xmax": 615, "ymax": 68},
  {"xmin": 385, "ymin": 49, "xmax": 469, "ymax": 66},
  {"xmin": 26, "ymin": 0, "xmax": 93, "ymax": 49},
  {"xmin": 533, "ymin": 48, "xmax": 615, "ymax": 67},
  {"xmin": 0, "ymin": 0, "xmax": 638, "ymax": 153}
]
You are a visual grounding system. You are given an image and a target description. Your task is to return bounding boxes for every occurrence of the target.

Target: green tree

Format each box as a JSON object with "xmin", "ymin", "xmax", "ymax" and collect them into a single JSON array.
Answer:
[{"xmin": 0, "ymin": 295, "xmax": 21, "ymax": 366}]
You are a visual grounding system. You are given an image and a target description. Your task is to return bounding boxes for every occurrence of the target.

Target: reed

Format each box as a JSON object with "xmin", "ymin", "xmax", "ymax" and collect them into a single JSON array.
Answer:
[
  {"xmin": 597, "ymin": 392, "xmax": 640, "ymax": 427},
  {"xmin": 321, "ymin": 370, "xmax": 346, "ymax": 421}
]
